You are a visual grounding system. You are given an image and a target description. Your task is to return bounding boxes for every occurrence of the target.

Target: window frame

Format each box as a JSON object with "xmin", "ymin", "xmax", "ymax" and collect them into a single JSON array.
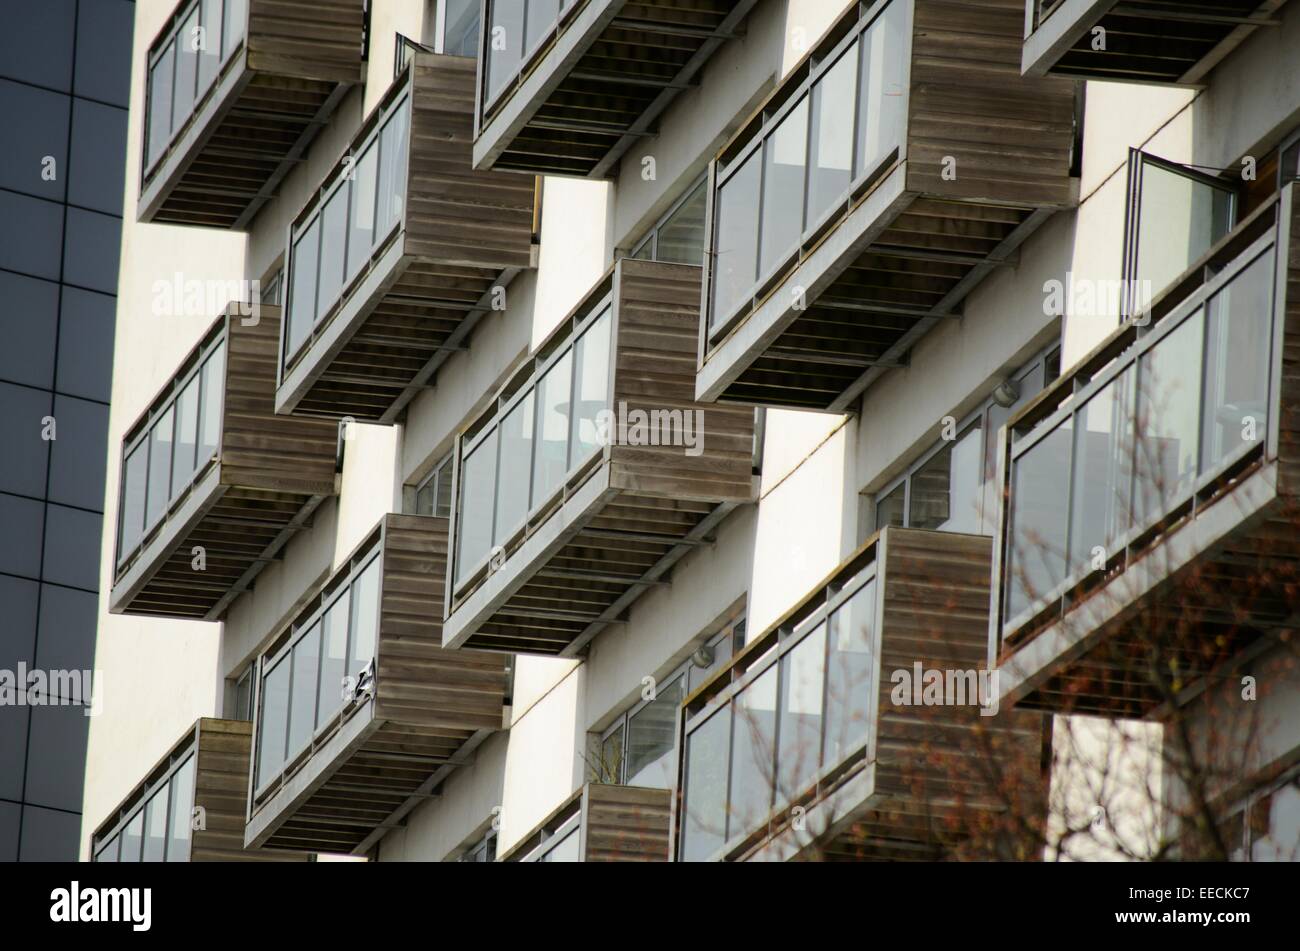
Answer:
[{"xmin": 625, "ymin": 174, "xmax": 707, "ymax": 264}]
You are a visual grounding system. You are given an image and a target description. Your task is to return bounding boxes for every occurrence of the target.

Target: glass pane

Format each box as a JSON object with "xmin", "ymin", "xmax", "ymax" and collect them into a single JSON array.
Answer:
[
  {"xmin": 908, "ymin": 422, "xmax": 983, "ymax": 533},
  {"xmin": 1069, "ymin": 370, "xmax": 1135, "ymax": 573},
  {"xmin": 856, "ymin": 1, "xmax": 907, "ymax": 178},
  {"xmin": 197, "ymin": 343, "xmax": 225, "ymax": 465},
  {"xmin": 777, "ymin": 623, "xmax": 826, "ymax": 804},
  {"xmin": 223, "ymin": 0, "xmax": 247, "ymax": 62},
  {"xmin": 599, "ymin": 723, "xmax": 624, "ymax": 783},
  {"xmin": 532, "ymin": 350, "xmax": 573, "ymax": 506},
  {"xmin": 415, "ymin": 482, "xmax": 433, "ymax": 516},
  {"xmin": 145, "ymin": 408, "xmax": 175, "ymax": 531},
  {"xmin": 875, "ymin": 482, "xmax": 905, "ymax": 531},
  {"xmin": 807, "ymin": 46, "xmax": 856, "ymax": 227},
  {"xmin": 142, "ymin": 789, "xmax": 168, "ymax": 861},
  {"xmin": 759, "ymin": 97, "xmax": 809, "ymax": 278},
  {"xmin": 170, "ymin": 376, "xmax": 199, "ymax": 500},
  {"xmin": 1201, "ymin": 251, "xmax": 1273, "ymax": 473},
  {"xmin": 348, "ymin": 557, "xmax": 381, "ymax": 676},
  {"xmin": 146, "ymin": 43, "xmax": 175, "ymax": 170},
  {"xmin": 495, "ymin": 392, "xmax": 534, "ymax": 544},
  {"xmin": 824, "ymin": 579, "xmax": 875, "ymax": 766},
  {"xmin": 347, "ymin": 142, "xmax": 379, "ymax": 281},
  {"xmin": 543, "ymin": 828, "xmax": 580, "ymax": 862},
  {"xmin": 435, "ymin": 464, "xmax": 454, "ymax": 518},
  {"xmin": 197, "ymin": 0, "xmax": 223, "ymax": 95},
  {"xmin": 118, "ymin": 442, "xmax": 147, "ymax": 557},
  {"xmin": 167, "ymin": 755, "xmax": 195, "ymax": 862},
  {"xmin": 95, "ymin": 837, "xmax": 119, "ymax": 862},
  {"xmin": 257, "ymin": 657, "xmax": 290, "ymax": 786},
  {"xmin": 316, "ymin": 182, "xmax": 350, "ymax": 324},
  {"xmin": 656, "ymin": 179, "xmax": 707, "ymax": 264},
  {"xmin": 287, "ymin": 219, "xmax": 320, "ymax": 360},
  {"xmin": 287, "ymin": 623, "xmax": 321, "ymax": 758},
  {"xmin": 630, "ymin": 236, "xmax": 654, "ymax": 261},
  {"xmin": 525, "ymin": 0, "xmax": 559, "ymax": 54},
  {"xmin": 457, "ymin": 429, "xmax": 498, "ymax": 582},
  {"xmin": 486, "ymin": 0, "xmax": 526, "ymax": 102},
  {"xmin": 376, "ymin": 99, "xmax": 411, "ymax": 239},
  {"xmin": 983, "ymin": 363, "xmax": 1046, "ymax": 532},
  {"xmin": 119, "ymin": 811, "xmax": 143, "ymax": 862},
  {"xmin": 569, "ymin": 309, "xmax": 611, "ymax": 465},
  {"xmin": 710, "ymin": 151, "xmax": 761, "ymax": 325},
  {"xmin": 317, "ymin": 589, "xmax": 351, "ymax": 728},
  {"xmin": 1134, "ymin": 311, "xmax": 1204, "ymax": 525},
  {"xmin": 172, "ymin": 10, "xmax": 200, "ymax": 133},
  {"xmin": 444, "ymin": 0, "xmax": 481, "ymax": 57},
  {"xmin": 680, "ymin": 706, "xmax": 731, "ymax": 861},
  {"xmin": 1006, "ymin": 418, "xmax": 1073, "ymax": 622},
  {"xmin": 1135, "ymin": 161, "xmax": 1234, "ymax": 303},
  {"xmin": 729, "ymin": 666, "xmax": 778, "ymax": 840},
  {"xmin": 626, "ymin": 675, "xmax": 686, "ymax": 788}
]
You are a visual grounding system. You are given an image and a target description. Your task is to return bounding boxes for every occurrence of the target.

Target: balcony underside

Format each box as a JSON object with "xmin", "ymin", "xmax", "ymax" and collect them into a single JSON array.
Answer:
[
  {"xmin": 280, "ymin": 249, "xmax": 509, "ymax": 421},
  {"xmin": 476, "ymin": 0, "xmax": 757, "ymax": 177},
  {"xmin": 110, "ymin": 467, "xmax": 328, "ymax": 620},
  {"xmin": 1023, "ymin": 0, "xmax": 1285, "ymax": 85},
  {"xmin": 701, "ymin": 184, "xmax": 1052, "ymax": 412},
  {"xmin": 1000, "ymin": 461, "xmax": 1299, "ymax": 718},
  {"xmin": 141, "ymin": 71, "xmax": 347, "ymax": 229},
  {"xmin": 447, "ymin": 465, "xmax": 736, "ymax": 655}
]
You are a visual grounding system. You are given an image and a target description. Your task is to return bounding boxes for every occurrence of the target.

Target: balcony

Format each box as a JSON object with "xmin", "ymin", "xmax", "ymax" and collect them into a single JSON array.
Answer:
[
  {"xmin": 990, "ymin": 184, "xmax": 1300, "ymax": 718},
  {"xmin": 139, "ymin": 0, "xmax": 364, "ymax": 228},
  {"xmin": 499, "ymin": 783, "xmax": 672, "ymax": 860},
  {"xmin": 675, "ymin": 528, "xmax": 1045, "ymax": 862},
  {"xmin": 442, "ymin": 258, "xmax": 757, "ymax": 656},
  {"xmin": 109, "ymin": 304, "xmax": 339, "ymax": 619},
  {"xmin": 696, "ymin": 0, "xmax": 1078, "ymax": 412},
  {"xmin": 245, "ymin": 514, "xmax": 510, "ymax": 855},
  {"xmin": 91, "ymin": 719, "xmax": 308, "ymax": 862},
  {"xmin": 277, "ymin": 52, "xmax": 538, "ymax": 423},
  {"xmin": 1021, "ymin": 0, "xmax": 1286, "ymax": 85},
  {"xmin": 472, "ymin": 0, "xmax": 759, "ymax": 176}
]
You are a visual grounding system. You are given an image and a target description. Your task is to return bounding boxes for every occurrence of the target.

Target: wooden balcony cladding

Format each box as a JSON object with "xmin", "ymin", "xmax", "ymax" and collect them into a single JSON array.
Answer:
[
  {"xmin": 276, "ymin": 52, "xmax": 538, "ymax": 424},
  {"xmin": 138, "ymin": 0, "xmax": 364, "ymax": 228},
  {"xmin": 443, "ymin": 258, "xmax": 757, "ymax": 657},
  {"xmin": 109, "ymin": 303, "xmax": 339, "ymax": 620},
  {"xmin": 472, "ymin": 0, "xmax": 760, "ymax": 177},
  {"xmin": 696, "ymin": 0, "xmax": 1078, "ymax": 413},
  {"xmin": 990, "ymin": 185, "xmax": 1300, "ymax": 718},
  {"xmin": 1022, "ymin": 0, "xmax": 1287, "ymax": 85},
  {"xmin": 246, "ymin": 515, "xmax": 510, "ymax": 855},
  {"xmin": 91, "ymin": 719, "xmax": 308, "ymax": 862},
  {"xmin": 499, "ymin": 784, "xmax": 672, "ymax": 860},
  {"xmin": 675, "ymin": 528, "xmax": 1046, "ymax": 862}
]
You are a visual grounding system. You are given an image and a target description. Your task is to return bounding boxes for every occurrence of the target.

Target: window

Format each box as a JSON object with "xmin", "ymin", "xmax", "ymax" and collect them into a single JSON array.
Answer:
[
  {"xmin": 458, "ymin": 827, "xmax": 497, "ymax": 862},
  {"xmin": 433, "ymin": 0, "xmax": 480, "ymax": 57},
  {"xmin": 1219, "ymin": 765, "xmax": 1300, "ymax": 862},
  {"xmin": 92, "ymin": 749, "xmax": 197, "ymax": 863},
  {"xmin": 595, "ymin": 615, "xmax": 745, "ymax": 788},
  {"xmin": 872, "ymin": 344, "xmax": 1061, "ymax": 538},
  {"xmin": 627, "ymin": 176, "xmax": 706, "ymax": 265},
  {"xmin": 519, "ymin": 814, "xmax": 581, "ymax": 862},
  {"xmin": 1122, "ymin": 150, "xmax": 1236, "ymax": 320},
  {"xmin": 232, "ymin": 666, "xmax": 254, "ymax": 721},
  {"xmin": 414, "ymin": 453, "xmax": 454, "ymax": 518}
]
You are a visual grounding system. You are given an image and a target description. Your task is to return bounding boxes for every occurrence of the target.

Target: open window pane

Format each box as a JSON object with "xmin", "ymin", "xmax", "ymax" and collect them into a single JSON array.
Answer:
[{"xmin": 1133, "ymin": 159, "xmax": 1234, "ymax": 305}]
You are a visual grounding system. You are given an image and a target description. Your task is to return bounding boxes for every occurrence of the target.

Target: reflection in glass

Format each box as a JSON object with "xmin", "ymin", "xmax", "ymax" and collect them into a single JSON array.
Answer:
[
  {"xmin": 531, "ymin": 350, "xmax": 572, "ymax": 506},
  {"xmin": 570, "ymin": 311, "xmax": 611, "ymax": 464},
  {"xmin": 759, "ymin": 98, "xmax": 809, "ymax": 277},
  {"xmin": 710, "ymin": 151, "xmax": 761, "ymax": 324},
  {"xmin": 1005, "ymin": 418, "xmax": 1072, "ymax": 621},
  {"xmin": 376, "ymin": 100, "xmax": 411, "ymax": 239},
  {"xmin": 655, "ymin": 179, "xmax": 707, "ymax": 264},
  {"xmin": 680, "ymin": 706, "xmax": 731, "ymax": 861},
  {"xmin": 626, "ymin": 675, "xmax": 685, "ymax": 788},
  {"xmin": 908, "ymin": 422, "xmax": 982, "ymax": 533},
  {"xmin": 495, "ymin": 393, "xmax": 535, "ymax": 543},
  {"xmin": 875, "ymin": 482, "xmax": 905, "ymax": 531},
  {"xmin": 1068, "ymin": 370, "xmax": 1134, "ymax": 572},
  {"xmin": 443, "ymin": 0, "xmax": 481, "ymax": 57},
  {"xmin": 1135, "ymin": 162, "xmax": 1233, "ymax": 306},
  {"xmin": 167, "ymin": 756, "xmax": 195, "ymax": 861},
  {"xmin": 1134, "ymin": 311, "xmax": 1203, "ymax": 525},
  {"xmin": 1201, "ymin": 251, "xmax": 1272, "ymax": 472},
  {"xmin": 600, "ymin": 723, "xmax": 624, "ymax": 783},
  {"xmin": 729, "ymin": 667, "xmax": 778, "ymax": 838},
  {"xmin": 317, "ymin": 589, "xmax": 351, "ymax": 729},
  {"xmin": 824, "ymin": 579, "xmax": 875, "ymax": 765},
  {"xmin": 856, "ymin": 1, "xmax": 906, "ymax": 179},
  {"xmin": 288, "ymin": 622, "xmax": 321, "ymax": 757},
  {"xmin": 457, "ymin": 429, "xmax": 497, "ymax": 582},
  {"xmin": 807, "ymin": 47, "xmax": 856, "ymax": 227},
  {"xmin": 777, "ymin": 622, "xmax": 826, "ymax": 805}
]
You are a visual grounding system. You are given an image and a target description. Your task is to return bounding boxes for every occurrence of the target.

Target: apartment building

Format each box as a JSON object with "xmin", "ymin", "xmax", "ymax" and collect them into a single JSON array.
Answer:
[
  {"xmin": 82, "ymin": 0, "xmax": 1300, "ymax": 863},
  {"xmin": 1, "ymin": 0, "xmax": 134, "ymax": 861}
]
